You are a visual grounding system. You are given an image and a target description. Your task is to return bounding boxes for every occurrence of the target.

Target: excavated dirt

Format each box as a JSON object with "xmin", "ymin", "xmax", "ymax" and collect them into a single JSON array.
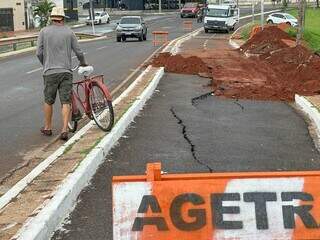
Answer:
[
  {"xmin": 151, "ymin": 26, "xmax": 320, "ymax": 101},
  {"xmin": 241, "ymin": 26, "xmax": 294, "ymax": 55},
  {"xmin": 152, "ymin": 52, "xmax": 211, "ymax": 76}
]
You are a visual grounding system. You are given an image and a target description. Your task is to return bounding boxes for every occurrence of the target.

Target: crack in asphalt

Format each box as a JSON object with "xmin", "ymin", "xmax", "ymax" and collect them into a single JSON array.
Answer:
[
  {"xmin": 191, "ymin": 91, "xmax": 214, "ymax": 106},
  {"xmin": 233, "ymin": 99, "xmax": 245, "ymax": 110},
  {"xmin": 170, "ymin": 107, "xmax": 213, "ymax": 173}
]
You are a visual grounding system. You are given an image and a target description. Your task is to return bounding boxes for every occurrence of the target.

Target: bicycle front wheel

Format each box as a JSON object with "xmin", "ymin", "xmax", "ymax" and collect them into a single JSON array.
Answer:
[{"xmin": 89, "ymin": 83, "xmax": 114, "ymax": 132}]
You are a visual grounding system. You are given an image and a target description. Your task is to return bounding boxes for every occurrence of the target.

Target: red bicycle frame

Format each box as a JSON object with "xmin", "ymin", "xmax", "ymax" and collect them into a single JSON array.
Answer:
[{"xmin": 71, "ymin": 75, "xmax": 112, "ymax": 117}]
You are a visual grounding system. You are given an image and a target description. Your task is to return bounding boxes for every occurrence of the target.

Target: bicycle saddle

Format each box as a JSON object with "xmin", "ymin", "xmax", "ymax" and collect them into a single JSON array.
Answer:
[{"xmin": 78, "ymin": 66, "xmax": 94, "ymax": 77}]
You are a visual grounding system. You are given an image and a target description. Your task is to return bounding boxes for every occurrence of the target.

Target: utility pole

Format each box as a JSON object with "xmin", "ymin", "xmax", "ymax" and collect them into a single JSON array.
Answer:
[
  {"xmin": 179, "ymin": 0, "xmax": 181, "ymax": 10},
  {"xmin": 260, "ymin": 0, "xmax": 264, "ymax": 29},
  {"xmin": 252, "ymin": 1, "xmax": 255, "ymax": 22},
  {"xmin": 89, "ymin": 0, "xmax": 95, "ymax": 35},
  {"xmin": 159, "ymin": 0, "xmax": 162, "ymax": 13}
]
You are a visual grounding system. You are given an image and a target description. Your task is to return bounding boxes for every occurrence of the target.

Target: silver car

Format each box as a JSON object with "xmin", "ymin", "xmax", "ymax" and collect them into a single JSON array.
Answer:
[{"xmin": 116, "ymin": 16, "xmax": 148, "ymax": 42}]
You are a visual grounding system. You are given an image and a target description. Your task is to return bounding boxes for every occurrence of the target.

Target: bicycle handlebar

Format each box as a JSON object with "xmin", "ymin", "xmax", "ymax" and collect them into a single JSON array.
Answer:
[{"xmin": 72, "ymin": 65, "xmax": 94, "ymax": 77}]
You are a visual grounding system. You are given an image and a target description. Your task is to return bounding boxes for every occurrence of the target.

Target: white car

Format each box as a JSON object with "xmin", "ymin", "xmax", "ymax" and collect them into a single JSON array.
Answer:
[
  {"xmin": 266, "ymin": 13, "xmax": 298, "ymax": 27},
  {"xmin": 222, "ymin": 0, "xmax": 237, "ymax": 8},
  {"xmin": 86, "ymin": 11, "xmax": 110, "ymax": 25}
]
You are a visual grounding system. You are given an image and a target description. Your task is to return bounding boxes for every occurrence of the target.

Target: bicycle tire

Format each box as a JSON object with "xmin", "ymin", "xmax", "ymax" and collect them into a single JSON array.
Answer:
[
  {"xmin": 68, "ymin": 105, "xmax": 79, "ymax": 133},
  {"xmin": 68, "ymin": 120, "xmax": 78, "ymax": 133},
  {"xmin": 89, "ymin": 83, "xmax": 114, "ymax": 132}
]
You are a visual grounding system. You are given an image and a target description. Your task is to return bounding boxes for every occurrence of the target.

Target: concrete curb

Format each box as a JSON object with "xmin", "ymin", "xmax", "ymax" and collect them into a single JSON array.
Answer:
[
  {"xmin": 0, "ymin": 47, "xmax": 36, "ymax": 59},
  {"xmin": 295, "ymin": 94, "xmax": 320, "ymax": 139},
  {"xmin": 70, "ymin": 23, "xmax": 87, "ymax": 29},
  {"xmin": 228, "ymin": 22, "xmax": 251, "ymax": 49},
  {"xmin": 229, "ymin": 38, "xmax": 241, "ymax": 49},
  {"xmin": 13, "ymin": 66, "xmax": 164, "ymax": 240}
]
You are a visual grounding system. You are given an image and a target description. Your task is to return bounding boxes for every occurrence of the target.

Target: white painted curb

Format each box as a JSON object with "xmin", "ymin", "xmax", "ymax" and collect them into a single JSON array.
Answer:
[
  {"xmin": 229, "ymin": 38, "xmax": 241, "ymax": 49},
  {"xmin": 14, "ymin": 67, "xmax": 164, "ymax": 240},
  {"xmin": 295, "ymin": 94, "xmax": 320, "ymax": 138}
]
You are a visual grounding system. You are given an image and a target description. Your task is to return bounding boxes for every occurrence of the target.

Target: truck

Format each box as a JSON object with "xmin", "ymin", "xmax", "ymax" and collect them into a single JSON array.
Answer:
[{"xmin": 204, "ymin": 4, "xmax": 239, "ymax": 33}]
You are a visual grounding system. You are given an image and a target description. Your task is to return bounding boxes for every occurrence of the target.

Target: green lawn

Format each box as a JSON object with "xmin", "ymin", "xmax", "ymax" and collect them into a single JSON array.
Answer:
[
  {"xmin": 287, "ymin": 8, "xmax": 320, "ymax": 52},
  {"xmin": 239, "ymin": 21, "xmax": 259, "ymax": 40}
]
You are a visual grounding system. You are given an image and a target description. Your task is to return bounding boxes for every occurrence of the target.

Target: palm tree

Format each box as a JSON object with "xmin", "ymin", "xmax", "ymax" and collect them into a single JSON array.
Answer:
[{"xmin": 33, "ymin": 0, "xmax": 56, "ymax": 28}]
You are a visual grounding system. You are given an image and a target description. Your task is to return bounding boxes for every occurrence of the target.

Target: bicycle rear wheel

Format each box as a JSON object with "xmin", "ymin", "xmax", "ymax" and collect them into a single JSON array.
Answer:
[
  {"xmin": 89, "ymin": 83, "xmax": 114, "ymax": 132},
  {"xmin": 68, "ymin": 120, "xmax": 78, "ymax": 133},
  {"xmin": 68, "ymin": 106, "xmax": 79, "ymax": 133}
]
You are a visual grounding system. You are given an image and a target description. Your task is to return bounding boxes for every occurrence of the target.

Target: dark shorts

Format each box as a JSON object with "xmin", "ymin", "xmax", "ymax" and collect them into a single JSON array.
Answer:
[{"xmin": 43, "ymin": 72, "xmax": 73, "ymax": 105}]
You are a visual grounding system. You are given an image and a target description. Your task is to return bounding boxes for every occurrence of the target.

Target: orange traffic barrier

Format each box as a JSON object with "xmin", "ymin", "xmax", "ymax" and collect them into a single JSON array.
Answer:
[
  {"xmin": 113, "ymin": 162, "xmax": 320, "ymax": 239},
  {"xmin": 152, "ymin": 31, "xmax": 169, "ymax": 46},
  {"xmin": 183, "ymin": 20, "xmax": 193, "ymax": 31}
]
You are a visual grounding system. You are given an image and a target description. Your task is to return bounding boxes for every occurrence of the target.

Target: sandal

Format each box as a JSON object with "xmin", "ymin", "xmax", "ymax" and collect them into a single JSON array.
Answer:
[
  {"xmin": 59, "ymin": 132, "xmax": 68, "ymax": 141},
  {"xmin": 40, "ymin": 127, "xmax": 52, "ymax": 136}
]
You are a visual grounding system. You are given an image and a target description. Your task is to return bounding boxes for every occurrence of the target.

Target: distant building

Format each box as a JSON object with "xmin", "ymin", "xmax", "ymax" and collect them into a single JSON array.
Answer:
[
  {"xmin": 53, "ymin": 0, "xmax": 78, "ymax": 20},
  {"xmin": 0, "ymin": 0, "xmax": 26, "ymax": 31}
]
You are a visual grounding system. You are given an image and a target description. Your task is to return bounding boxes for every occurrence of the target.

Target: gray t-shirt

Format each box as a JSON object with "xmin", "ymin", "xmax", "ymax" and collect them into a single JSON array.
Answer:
[{"xmin": 36, "ymin": 25, "xmax": 86, "ymax": 75}]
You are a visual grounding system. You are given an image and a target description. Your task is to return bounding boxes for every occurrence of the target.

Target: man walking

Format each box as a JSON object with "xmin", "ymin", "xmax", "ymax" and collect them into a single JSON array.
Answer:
[{"xmin": 36, "ymin": 7, "xmax": 87, "ymax": 141}]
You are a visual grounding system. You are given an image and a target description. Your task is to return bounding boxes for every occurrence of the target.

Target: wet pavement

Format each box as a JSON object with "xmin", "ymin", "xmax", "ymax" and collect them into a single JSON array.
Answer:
[{"xmin": 52, "ymin": 73, "xmax": 320, "ymax": 240}]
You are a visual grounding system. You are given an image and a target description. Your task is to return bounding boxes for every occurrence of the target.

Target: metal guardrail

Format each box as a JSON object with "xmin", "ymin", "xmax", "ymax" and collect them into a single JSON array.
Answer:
[{"xmin": 0, "ymin": 33, "xmax": 99, "ymax": 54}]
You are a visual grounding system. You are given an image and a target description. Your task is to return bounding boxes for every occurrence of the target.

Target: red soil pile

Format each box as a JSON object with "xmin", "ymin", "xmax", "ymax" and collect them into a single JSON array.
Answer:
[
  {"xmin": 152, "ymin": 52, "xmax": 211, "ymax": 75},
  {"xmin": 241, "ymin": 26, "xmax": 293, "ymax": 55},
  {"xmin": 151, "ymin": 26, "xmax": 320, "ymax": 101}
]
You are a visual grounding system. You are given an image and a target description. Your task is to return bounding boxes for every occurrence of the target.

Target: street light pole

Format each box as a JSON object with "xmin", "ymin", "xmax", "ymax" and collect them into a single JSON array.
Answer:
[
  {"xmin": 159, "ymin": 0, "xmax": 162, "ymax": 13},
  {"xmin": 89, "ymin": 0, "xmax": 95, "ymax": 35},
  {"xmin": 252, "ymin": 1, "xmax": 255, "ymax": 22}
]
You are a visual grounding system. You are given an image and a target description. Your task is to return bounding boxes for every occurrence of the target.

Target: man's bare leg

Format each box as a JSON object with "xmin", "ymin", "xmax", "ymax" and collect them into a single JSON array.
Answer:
[
  {"xmin": 61, "ymin": 104, "xmax": 70, "ymax": 133},
  {"xmin": 44, "ymin": 103, "xmax": 53, "ymax": 130}
]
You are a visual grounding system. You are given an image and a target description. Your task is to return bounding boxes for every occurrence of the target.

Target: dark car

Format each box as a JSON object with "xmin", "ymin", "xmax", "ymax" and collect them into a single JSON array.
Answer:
[
  {"xmin": 181, "ymin": 2, "xmax": 201, "ymax": 18},
  {"xmin": 116, "ymin": 16, "xmax": 148, "ymax": 42}
]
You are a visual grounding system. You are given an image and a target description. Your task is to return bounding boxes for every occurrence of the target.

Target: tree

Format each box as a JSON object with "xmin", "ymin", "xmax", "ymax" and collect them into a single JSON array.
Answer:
[
  {"xmin": 317, "ymin": 0, "xmax": 319, "ymax": 8},
  {"xmin": 296, "ymin": 0, "xmax": 306, "ymax": 44},
  {"xmin": 33, "ymin": 0, "xmax": 56, "ymax": 28},
  {"xmin": 282, "ymin": 0, "xmax": 288, "ymax": 9}
]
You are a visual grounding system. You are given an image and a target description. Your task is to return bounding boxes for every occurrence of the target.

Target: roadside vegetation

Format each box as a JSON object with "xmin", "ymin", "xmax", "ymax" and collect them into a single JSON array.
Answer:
[
  {"xmin": 287, "ymin": 8, "xmax": 320, "ymax": 52},
  {"xmin": 33, "ymin": 0, "xmax": 55, "ymax": 28}
]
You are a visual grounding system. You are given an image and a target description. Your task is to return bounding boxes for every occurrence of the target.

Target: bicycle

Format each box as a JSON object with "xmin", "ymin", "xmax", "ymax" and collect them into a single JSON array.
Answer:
[{"xmin": 68, "ymin": 66, "xmax": 114, "ymax": 132}]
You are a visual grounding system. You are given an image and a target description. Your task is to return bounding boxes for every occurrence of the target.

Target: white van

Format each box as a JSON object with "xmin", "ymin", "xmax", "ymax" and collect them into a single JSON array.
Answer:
[{"xmin": 204, "ymin": 4, "xmax": 239, "ymax": 33}]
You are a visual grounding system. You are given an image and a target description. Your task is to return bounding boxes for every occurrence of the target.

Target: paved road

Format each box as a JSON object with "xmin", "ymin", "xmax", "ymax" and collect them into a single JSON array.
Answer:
[
  {"xmin": 52, "ymin": 72, "xmax": 320, "ymax": 240},
  {"xmin": 75, "ymin": 15, "xmax": 171, "ymax": 35},
  {"xmin": 74, "ymin": 4, "xmax": 276, "ymax": 35},
  {"xmin": 0, "ymin": 6, "xmax": 277, "ymax": 182}
]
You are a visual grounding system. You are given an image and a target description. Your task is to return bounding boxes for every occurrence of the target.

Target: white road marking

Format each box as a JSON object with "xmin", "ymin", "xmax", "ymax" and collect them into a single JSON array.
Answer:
[
  {"xmin": 97, "ymin": 46, "xmax": 108, "ymax": 50},
  {"xmin": 204, "ymin": 39, "xmax": 209, "ymax": 50},
  {"xmin": 26, "ymin": 67, "xmax": 42, "ymax": 74}
]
